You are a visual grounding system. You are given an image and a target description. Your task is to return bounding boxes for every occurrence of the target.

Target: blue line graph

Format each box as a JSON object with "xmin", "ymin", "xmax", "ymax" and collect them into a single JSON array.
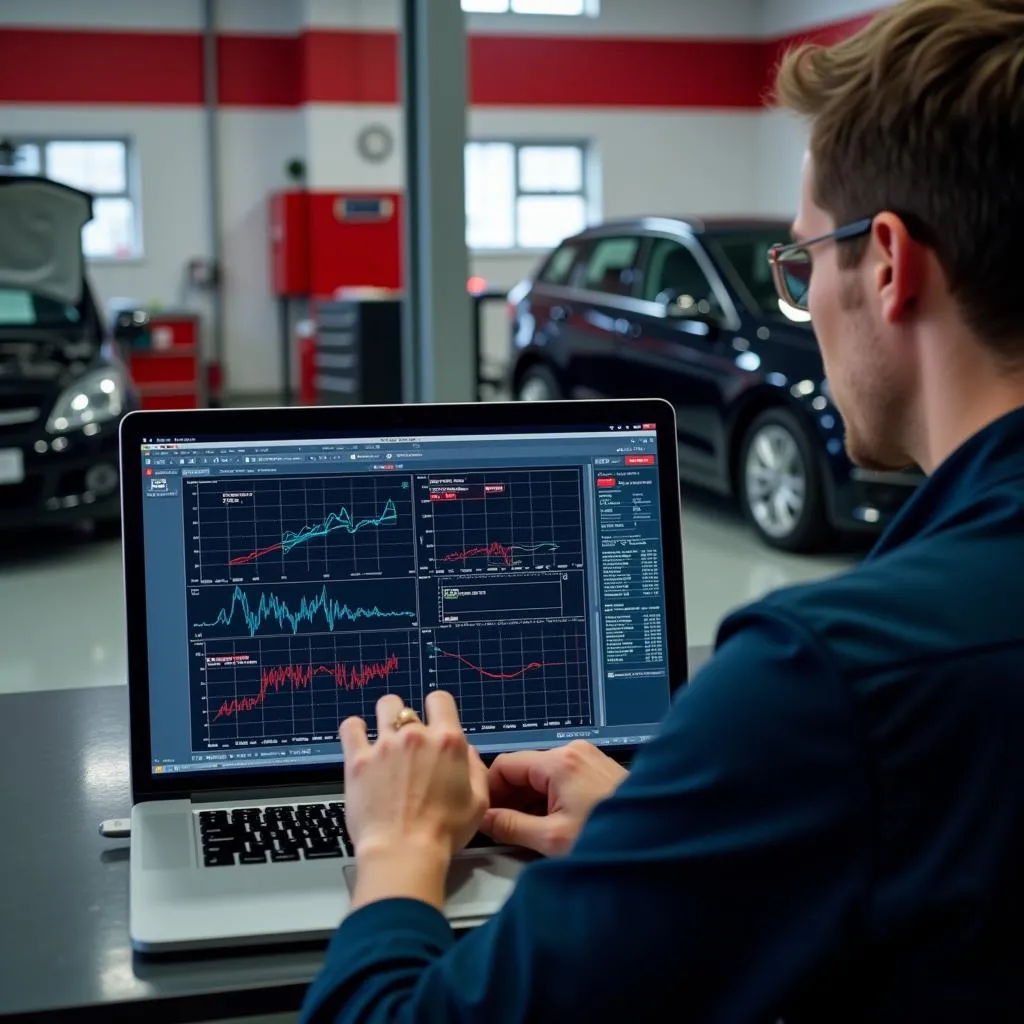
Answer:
[
  {"xmin": 195, "ymin": 584, "xmax": 415, "ymax": 637},
  {"xmin": 229, "ymin": 497, "xmax": 399, "ymax": 567}
]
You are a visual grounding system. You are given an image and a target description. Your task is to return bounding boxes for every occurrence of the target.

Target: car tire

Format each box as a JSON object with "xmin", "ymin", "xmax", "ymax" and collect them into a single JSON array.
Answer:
[
  {"xmin": 515, "ymin": 364, "xmax": 562, "ymax": 402},
  {"xmin": 738, "ymin": 407, "xmax": 830, "ymax": 553}
]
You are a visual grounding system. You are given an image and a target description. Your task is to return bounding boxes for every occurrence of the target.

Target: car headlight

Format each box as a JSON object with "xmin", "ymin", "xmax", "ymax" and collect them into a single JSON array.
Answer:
[{"xmin": 47, "ymin": 369, "xmax": 125, "ymax": 433}]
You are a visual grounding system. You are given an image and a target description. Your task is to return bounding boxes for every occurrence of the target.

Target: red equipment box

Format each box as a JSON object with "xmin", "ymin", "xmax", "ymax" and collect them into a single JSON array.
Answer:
[
  {"xmin": 125, "ymin": 313, "xmax": 202, "ymax": 410},
  {"xmin": 270, "ymin": 190, "xmax": 403, "ymax": 298}
]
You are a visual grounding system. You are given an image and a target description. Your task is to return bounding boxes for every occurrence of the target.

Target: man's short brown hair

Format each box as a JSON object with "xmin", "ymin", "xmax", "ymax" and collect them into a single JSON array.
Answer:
[{"xmin": 775, "ymin": 0, "xmax": 1024, "ymax": 356}]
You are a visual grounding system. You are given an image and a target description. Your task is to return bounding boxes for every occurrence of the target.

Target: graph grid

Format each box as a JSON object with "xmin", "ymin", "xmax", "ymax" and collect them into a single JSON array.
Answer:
[
  {"xmin": 426, "ymin": 469, "xmax": 585, "ymax": 572},
  {"xmin": 188, "ymin": 474, "xmax": 415, "ymax": 581},
  {"xmin": 426, "ymin": 623, "xmax": 591, "ymax": 730},
  {"xmin": 195, "ymin": 631, "xmax": 422, "ymax": 748}
]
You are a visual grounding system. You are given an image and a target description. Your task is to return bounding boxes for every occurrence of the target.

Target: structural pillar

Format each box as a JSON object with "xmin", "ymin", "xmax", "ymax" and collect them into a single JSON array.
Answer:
[{"xmin": 400, "ymin": 0, "xmax": 474, "ymax": 404}]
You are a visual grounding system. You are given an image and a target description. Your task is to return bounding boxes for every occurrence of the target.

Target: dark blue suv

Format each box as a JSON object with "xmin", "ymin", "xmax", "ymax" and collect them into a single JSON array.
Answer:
[{"xmin": 508, "ymin": 217, "xmax": 922, "ymax": 551}]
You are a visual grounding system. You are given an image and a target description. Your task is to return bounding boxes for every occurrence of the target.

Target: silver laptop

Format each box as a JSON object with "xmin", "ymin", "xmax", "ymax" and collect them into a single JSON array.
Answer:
[{"xmin": 119, "ymin": 399, "xmax": 688, "ymax": 952}]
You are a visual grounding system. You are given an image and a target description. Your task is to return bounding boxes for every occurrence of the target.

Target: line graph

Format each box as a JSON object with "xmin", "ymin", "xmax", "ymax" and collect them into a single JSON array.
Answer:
[
  {"xmin": 440, "ymin": 541, "xmax": 559, "ymax": 567},
  {"xmin": 428, "ymin": 643, "xmax": 564, "ymax": 681},
  {"xmin": 213, "ymin": 652, "xmax": 401, "ymax": 720},
  {"xmin": 425, "ymin": 623, "xmax": 592, "ymax": 730},
  {"xmin": 191, "ymin": 582, "xmax": 416, "ymax": 638},
  {"xmin": 422, "ymin": 469, "xmax": 585, "ymax": 573},
  {"xmin": 228, "ymin": 498, "xmax": 398, "ymax": 566},
  {"xmin": 193, "ymin": 631, "xmax": 421, "ymax": 748},
  {"xmin": 186, "ymin": 474, "xmax": 415, "ymax": 582}
]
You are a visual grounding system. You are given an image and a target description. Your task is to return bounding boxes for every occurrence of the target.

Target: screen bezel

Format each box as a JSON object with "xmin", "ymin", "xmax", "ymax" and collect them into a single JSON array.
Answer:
[{"xmin": 120, "ymin": 399, "xmax": 688, "ymax": 802}]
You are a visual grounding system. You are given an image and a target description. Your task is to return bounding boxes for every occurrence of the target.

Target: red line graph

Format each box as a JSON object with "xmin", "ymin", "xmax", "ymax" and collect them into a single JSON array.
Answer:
[
  {"xmin": 212, "ymin": 652, "xmax": 400, "ymax": 720},
  {"xmin": 441, "ymin": 541, "xmax": 516, "ymax": 565},
  {"xmin": 430, "ymin": 645, "xmax": 564, "ymax": 681},
  {"xmin": 229, "ymin": 540, "xmax": 283, "ymax": 566},
  {"xmin": 440, "ymin": 540, "xmax": 558, "ymax": 566}
]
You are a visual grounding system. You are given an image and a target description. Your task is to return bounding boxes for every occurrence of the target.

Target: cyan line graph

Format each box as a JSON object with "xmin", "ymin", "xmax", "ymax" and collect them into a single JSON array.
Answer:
[
  {"xmin": 195, "ymin": 584, "xmax": 415, "ymax": 637},
  {"xmin": 228, "ymin": 497, "xmax": 399, "ymax": 567}
]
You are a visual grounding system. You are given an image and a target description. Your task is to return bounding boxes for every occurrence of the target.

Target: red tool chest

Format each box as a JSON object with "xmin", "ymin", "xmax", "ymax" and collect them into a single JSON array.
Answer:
[{"xmin": 124, "ymin": 313, "xmax": 203, "ymax": 410}]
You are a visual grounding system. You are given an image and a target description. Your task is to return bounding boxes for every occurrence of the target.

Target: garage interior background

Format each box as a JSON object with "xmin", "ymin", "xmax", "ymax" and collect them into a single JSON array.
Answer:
[{"xmin": 0, "ymin": 0, "xmax": 884, "ymax": 400}]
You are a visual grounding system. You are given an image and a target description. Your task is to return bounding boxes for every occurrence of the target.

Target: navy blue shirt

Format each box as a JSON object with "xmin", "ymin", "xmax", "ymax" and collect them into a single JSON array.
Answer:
[{"xmin": 300, "ymin": 407, "xmax": 1024, "ymax": 1023}]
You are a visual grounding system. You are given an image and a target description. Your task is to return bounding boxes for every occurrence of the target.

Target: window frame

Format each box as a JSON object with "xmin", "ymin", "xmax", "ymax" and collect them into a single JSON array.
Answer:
[
  {"xmin": 2, "ymin": 135, "xmax": 141, "ymax": 261},
  {"xmin": 465, "ymin": 138, "xmax": 594, "ymax": 253},
  {"xmin": 633, "ymin": 232, "xmax": 741, "ymax": 330}
]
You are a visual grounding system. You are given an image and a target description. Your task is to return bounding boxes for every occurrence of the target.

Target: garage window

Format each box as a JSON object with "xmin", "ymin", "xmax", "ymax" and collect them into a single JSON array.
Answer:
[
  {"xmin": 462, "ymin": 0, "xmax": 596, "ymax": 14},
  {"xmin": 465, "ymin": 141, "xmax": 591, "ymax": 251},
  {"xmin": 1, "ymin": 138, "xmax": 139, "ymax": 260}
]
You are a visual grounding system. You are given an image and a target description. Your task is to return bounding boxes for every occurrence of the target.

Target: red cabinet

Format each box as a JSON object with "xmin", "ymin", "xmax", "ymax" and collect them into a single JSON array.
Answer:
[{"xmin": 125, "ymin": 313, "xmax": 203, "ymax": 410}]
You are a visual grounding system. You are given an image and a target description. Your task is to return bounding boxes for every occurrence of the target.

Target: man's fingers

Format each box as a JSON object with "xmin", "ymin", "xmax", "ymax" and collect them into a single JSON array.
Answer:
[
  {"xmin": 339, "ymin": 716, "xmax": 369, "ymax": 758},
  {"xmin": 375, "ymin": 693, "xmax": 406, "ymax": 736},
  {"xmin": 480, "ymin": 807, "xmax": 551, "ymax": 854},
  {"xmin": 424, "ymin": 688, "xmax": 462, "ymax": 731},
  {"xmin": 487, "ymin": 749, "xmax": 555, "ymax": 804}
]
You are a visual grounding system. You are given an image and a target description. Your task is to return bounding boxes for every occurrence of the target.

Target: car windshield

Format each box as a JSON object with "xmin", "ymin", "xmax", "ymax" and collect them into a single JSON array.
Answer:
[
  {"xmin": 0, "ymin": 288, "xmax": 83, "ymax": 329},
  {"xmin": 710, "ymin": 231, "xmax": 811, "ymax": 323}
]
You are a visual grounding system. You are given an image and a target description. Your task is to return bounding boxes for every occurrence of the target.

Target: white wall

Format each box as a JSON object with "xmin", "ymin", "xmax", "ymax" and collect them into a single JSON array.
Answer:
[{"xmin": 763, "ymin": 1, "xmax": 886, "ymax": 36}]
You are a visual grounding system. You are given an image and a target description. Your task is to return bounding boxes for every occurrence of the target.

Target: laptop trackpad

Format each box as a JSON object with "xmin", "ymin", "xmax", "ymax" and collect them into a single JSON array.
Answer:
[{"xmin": 342, "ymin": 850, "xmax": 531, "ymax": 922}]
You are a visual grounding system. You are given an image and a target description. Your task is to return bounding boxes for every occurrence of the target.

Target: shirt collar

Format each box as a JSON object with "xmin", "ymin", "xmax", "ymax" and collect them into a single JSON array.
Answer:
[{"xmin": 867, "ymin": 404, "xmax": 1024, "ymax": 561}]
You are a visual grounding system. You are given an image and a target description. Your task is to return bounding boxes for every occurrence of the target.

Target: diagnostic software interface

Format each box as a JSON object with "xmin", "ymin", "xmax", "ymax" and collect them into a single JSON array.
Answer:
[{"xmin": 139, "ymin": 421, "xmax": 674, "ymax": 776}]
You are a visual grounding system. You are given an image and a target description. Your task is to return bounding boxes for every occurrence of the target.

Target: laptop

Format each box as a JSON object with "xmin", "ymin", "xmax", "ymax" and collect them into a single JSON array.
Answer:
[{"xmin": 119, "ymin": 399, "xmax": 688, "ymax": 952}]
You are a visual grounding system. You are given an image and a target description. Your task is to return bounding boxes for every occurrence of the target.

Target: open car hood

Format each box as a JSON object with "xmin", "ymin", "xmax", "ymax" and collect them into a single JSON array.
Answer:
[{"xmin": 0, "ymin": 177, "xmax": 92, "ymax": 306}]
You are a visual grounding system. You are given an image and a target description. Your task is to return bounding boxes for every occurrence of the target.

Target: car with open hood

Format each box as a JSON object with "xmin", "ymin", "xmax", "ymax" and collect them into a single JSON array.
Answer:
[{"xmin": 0, "ymin": 176, "xmax": 137, "ymax": 530}]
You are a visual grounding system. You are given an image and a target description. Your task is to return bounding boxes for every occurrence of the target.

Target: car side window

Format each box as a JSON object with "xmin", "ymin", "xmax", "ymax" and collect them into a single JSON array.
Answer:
[
  {"xmin": 539, "ymin": 243, "xmax": 581, "ymax": 286},
  {"xmin": 641, "ymin": 238, "xmax": 716, "ymax": 310},
  {"xmin": 579, "ymin": 237, "xmax": 641, "ymax": 298}
]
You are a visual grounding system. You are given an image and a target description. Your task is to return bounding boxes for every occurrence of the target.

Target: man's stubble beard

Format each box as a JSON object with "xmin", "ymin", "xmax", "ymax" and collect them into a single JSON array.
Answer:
[{"xmin": 835, "ymin": 273, "xmax": 914, "ymax": 472}]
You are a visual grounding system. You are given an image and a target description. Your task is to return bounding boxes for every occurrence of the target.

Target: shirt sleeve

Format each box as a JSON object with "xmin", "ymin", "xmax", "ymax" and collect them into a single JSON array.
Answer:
[{"xmin": 299, "ymin": 608, "xmax": 872, "ymax": 1024}]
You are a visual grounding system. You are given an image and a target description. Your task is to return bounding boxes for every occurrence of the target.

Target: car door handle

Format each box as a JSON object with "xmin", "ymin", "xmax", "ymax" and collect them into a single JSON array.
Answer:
[
  {"xmin": 550, "ymin": 305, "xmax": 570, "ymax": 322},
  {"xmin": 615, "ymin": 319, "xmax": 641, "ymax": 338}
]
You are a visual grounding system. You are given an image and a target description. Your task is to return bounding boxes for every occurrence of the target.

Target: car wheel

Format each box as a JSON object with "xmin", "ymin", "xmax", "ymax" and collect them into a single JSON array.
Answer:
[
  {"xmin": 515, "ymin": 364, "xmax": 562, "ymax": 402},
  {"xmin": 738, "ymin": 407, "xmax": 830, "ymax": 553}
]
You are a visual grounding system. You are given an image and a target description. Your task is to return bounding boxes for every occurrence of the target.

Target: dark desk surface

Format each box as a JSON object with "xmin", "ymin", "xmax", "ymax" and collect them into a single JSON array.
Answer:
[{"xmin": 1, "ymin": 646, "xmax": 711, "ymax": 1023}]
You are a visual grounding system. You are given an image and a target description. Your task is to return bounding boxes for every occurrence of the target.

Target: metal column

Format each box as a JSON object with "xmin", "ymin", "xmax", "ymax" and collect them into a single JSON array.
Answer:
[
  {"xmin": 202, "ymin": 0, "xmax": 225, "ymax": 406},
  {"xmin": 400, "ymin": 0, "xmax": 473, "ymax": 405}
]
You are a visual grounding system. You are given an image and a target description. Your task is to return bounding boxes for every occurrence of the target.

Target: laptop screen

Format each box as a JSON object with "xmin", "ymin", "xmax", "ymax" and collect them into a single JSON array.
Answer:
[{"xmin": 138, "ymin": 419, "xmax": 676, "ymax": 777}]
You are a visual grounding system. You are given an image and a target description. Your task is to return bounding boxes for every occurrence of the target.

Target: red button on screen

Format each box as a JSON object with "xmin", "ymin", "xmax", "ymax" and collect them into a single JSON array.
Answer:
[
  {"xmin": 596, "ymin": 476, "xmax": 617, "ymax": 488},
  {"xmin": 625, "ymin": 455, "xmax": 655, "ymax": 466}
]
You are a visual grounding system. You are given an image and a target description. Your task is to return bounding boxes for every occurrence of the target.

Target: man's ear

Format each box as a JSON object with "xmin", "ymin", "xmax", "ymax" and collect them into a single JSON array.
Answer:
[{"xmin": 871, "ymin": 212, "xmax": 925, "ymax": 325}]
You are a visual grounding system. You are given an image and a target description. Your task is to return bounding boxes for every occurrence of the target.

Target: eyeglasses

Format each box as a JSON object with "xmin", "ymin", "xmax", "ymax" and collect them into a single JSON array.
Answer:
[{"xmin": 768, "ymin": 217, "xmax": 874, "ymax": 312}]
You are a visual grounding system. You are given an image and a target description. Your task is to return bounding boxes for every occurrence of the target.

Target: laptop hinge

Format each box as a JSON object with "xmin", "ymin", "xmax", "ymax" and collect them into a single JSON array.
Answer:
[{"xmin": 189, "ymin": 781, "xmax": 342, "ymax": 805}]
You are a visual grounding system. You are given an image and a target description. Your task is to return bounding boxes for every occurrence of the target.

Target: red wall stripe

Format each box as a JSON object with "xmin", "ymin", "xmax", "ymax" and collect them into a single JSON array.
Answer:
[
  {"xmin": 219, "ymin": 35, "xmax": 303, "ymax": 107},
  {"xmin": 303, "ymin": 31, "xmax": 398, "ymax": 104},
  {"xmin": 0, "ymin": 16, "xmax": 878, "ymax": 109},
  {"xmin": 0, "ymin": 29, "xmax": 202, "ymax": 104},
  {"xmin": 470, "ymin": 36, "xmax": 765, "ymax": 108}
]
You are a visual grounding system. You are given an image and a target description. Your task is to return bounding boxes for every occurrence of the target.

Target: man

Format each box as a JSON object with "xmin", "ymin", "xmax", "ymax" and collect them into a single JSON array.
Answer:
[{"xmin": 301, "ymin": 2, "xmax": 1024, "ymax": 1020}]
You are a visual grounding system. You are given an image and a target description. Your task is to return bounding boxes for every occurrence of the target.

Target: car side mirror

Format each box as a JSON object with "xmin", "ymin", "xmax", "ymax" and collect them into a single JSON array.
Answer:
[{"xmin": 658, "ymin": 290, "xmax": 722, "ymax": 329}]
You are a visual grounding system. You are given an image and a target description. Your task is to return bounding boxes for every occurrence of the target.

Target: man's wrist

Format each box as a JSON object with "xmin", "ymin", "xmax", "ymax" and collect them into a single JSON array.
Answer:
[{"xmin": 352, "ymin": 837, "xmax": 451, "ymax": 911}]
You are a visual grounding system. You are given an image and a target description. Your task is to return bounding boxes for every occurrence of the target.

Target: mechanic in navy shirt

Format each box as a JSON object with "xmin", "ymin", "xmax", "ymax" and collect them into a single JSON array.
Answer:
[{"xmin": 300, "ymin": 2, "xmax": 1024, "ymax": 1020}]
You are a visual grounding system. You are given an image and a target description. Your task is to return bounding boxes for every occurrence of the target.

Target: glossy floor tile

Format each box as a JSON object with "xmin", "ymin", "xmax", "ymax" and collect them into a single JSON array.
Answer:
[{"xmin": 0, "ymin": 493, "xmax": 860, "ymax": 695}]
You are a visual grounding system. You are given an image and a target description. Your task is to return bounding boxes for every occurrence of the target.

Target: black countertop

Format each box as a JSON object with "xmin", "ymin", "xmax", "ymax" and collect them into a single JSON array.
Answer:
[{"xmin": 0, "ymin": 646, "xmax": 710, "ymax": 1022}]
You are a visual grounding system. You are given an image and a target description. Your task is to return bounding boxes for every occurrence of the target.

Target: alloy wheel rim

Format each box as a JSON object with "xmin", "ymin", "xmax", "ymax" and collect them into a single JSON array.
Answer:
[{"xmin": 744, "ymin": 424, "xmax": 807, "ymax": 539}]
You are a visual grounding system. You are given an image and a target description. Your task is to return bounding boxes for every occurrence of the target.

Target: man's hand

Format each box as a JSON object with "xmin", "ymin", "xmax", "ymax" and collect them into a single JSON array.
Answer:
[
  {"xmin": 339, "ymin": 690, "xmax": 489, "ymax": 910},
  {"xmin": 481, "ymin": 741, "xmax": 628, "ymax": 857}
]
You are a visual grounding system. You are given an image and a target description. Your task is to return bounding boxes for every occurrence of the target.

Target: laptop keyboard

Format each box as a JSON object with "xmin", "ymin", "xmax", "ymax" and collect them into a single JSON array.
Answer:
[{"xmin": 197, "ymin": 802, "xmax": 353, "ymax": 867}]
